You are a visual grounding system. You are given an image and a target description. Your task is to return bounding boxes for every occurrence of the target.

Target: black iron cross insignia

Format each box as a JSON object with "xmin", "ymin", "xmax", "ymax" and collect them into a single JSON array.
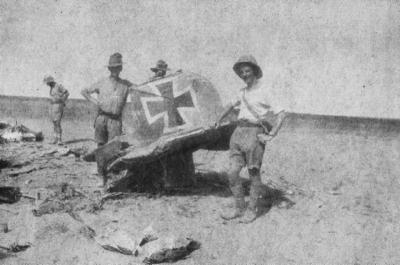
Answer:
[{"xmin": 144, "ymin": 81, "xmax": 195, "ymax": 130}]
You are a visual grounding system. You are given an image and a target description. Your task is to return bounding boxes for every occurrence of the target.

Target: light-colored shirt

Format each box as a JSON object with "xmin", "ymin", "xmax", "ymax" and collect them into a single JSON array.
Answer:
[
  {"xmin": 232, "ymin": 79, "xmax": 284, "ymax": 123},
  {"xmin": 84, "ymin": 77, "xmax": 132, "ymax": 116},
  {"xmin": 50, "ymin": 83, "xmax": 69, "ymax": 105}
]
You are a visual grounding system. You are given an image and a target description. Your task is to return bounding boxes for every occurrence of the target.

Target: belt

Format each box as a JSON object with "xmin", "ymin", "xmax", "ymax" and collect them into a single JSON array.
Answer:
[
  {"xmin": 98, "ymin": 110, "xmax": 121, "ymax": 120},
  {"xmin": 236, "ymin": 120, "xmax": 262, "ymax": 128}
]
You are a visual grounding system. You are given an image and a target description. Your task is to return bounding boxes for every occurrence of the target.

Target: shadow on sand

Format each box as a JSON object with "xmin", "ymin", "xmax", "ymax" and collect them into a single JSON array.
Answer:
[{"xmin": 108, "ymin": 170, "xmax": 294, "ymax": 218}]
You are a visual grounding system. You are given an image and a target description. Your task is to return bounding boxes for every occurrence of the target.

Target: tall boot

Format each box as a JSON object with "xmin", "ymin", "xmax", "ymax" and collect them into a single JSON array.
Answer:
[
  {"xmin": 239, "ymin": 171, "xmax": 262, "ymax": 223},
  {"xmin": 220, "ymin": 184, "xmax": 246, "ymax": 220}
]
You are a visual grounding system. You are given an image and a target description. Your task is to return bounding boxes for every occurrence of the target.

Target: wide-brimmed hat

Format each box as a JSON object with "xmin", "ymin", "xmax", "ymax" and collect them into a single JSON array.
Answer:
[
  {"xmin": 107, "ymin": 53, "xmax": 123, "ymax": 67},
  {"xmin": 151, "ymin": 60, "xmax": 170, "ymax": 72},
  {"xmin": 233, "ymin": 55, "xmax": 263, "ymax": 79},
  {"xmin": 43, "ymin": 75, "xmax": 55, "ymax": 84}
]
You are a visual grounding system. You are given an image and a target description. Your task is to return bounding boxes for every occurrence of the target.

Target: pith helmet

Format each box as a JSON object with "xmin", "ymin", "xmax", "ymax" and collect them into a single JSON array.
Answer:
[
  {"xmin": 151, "ymin": 60, "xmax": 170, "ymax": 72},
  {"xmin": 43, "ymin": 75, "xmax": 55, "ymax": 84},
  {"xmin": 233, "ymin": 55, "xmax": 263, "ymax": 79},
  {"xmin": 107, "ymin": 53, "xmax": 123, "ymax": 67}
]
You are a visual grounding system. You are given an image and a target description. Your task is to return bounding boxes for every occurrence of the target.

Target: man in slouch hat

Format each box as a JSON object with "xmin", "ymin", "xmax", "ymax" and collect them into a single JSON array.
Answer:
[
  {"xmin": 81, "ymin": 53, "xmax": 133, "ymax": 187},
  {"xmin": 81, "ymin": 53, "xmax": 133, "ymax": 147},
  {"xmin": 149, "ymin": 60, "xmax": 170, "ymax": 82}
]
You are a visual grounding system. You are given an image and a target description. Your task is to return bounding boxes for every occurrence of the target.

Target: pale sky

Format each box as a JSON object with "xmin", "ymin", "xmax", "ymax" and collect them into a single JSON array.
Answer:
[{"xmin": 1, "ymin": 0, "xmax": 400, "ymax": 118}]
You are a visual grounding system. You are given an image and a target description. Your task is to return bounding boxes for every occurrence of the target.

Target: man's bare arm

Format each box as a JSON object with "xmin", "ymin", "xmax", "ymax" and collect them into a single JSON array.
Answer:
[
  {"xmin": 215, "ymin": 101, "xmax": 240, "ymax": 127},
  {"xmin": 81, "ymin": 87, "xmax": 100, "ymax": 106},
  {"xmin": 60, "ymin": 89, "xmax": 69, "ymax": 102},
  {"xmin": 269, "ymin": 111, "xmax": 286, "ymax": 137}
]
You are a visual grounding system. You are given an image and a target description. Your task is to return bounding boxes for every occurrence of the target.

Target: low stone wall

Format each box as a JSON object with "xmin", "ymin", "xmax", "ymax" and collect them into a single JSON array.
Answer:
[
  {"xmin": 0, "ymin": 95, "xmax": 96, "ymax": 122},
  {"xmin": 1, "ymin": 95, "xmax": 399, "ymax": 138}
]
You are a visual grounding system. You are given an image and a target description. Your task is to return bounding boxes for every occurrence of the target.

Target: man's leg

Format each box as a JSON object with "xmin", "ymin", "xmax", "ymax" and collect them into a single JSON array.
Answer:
[
  {"xmin": 56, "ymin": 106, "xmax": 64, "ymax": 144},
  {"xmin": 95, "ymin": 141, "xmax": 125, "ymax": 188},
  {"xmin": 51, "ymin": 120, "xmax": 58, "ymax": 144},
  {"xmin": 238, "ymin": 168, "xmax": 263, "ymax": 224},
  {"xmin": 53, "ymin": 119, "xmax": 62, "ymax": 144},
  {"xmin": 240, "ymin": 129, "xmax": 265, "ymax": 223},
  {"xmin": 221, "ymin": 156, "xmax": 246, "ymax": 220},
  {"xmin": 94, "ymin": 115, "xmax": 108, "ymax": 147},
  {"xmin": 51, "ymin": 104, "xmax": 63, "ymax": 144},
  {"xmin": 221, "ymin": 128, "xmax": 247, "ymax": 220},
  {"xmin": 107, "ymin": 119, "xmax": 122, "ymax": 142},
  {"xmin": 98, "ymin": 118, "xmax": 122, "ymax": 187},
  {"xmin": 248, "ymin": 168, "xmax": 263, "ymax": 212},
  {"xmin": 94, "ymin": 115, "xmax": 108, "ymax": 186}
]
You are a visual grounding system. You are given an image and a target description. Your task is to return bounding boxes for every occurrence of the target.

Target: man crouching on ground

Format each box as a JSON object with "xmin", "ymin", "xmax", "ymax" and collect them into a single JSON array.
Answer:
[
  {"xmin": 81, "ymin": 52, "xmax": 133, "ymax": 187},
  {"xmin": 216, "ymin": 55, "xmax": 286, "ymax": 223}
]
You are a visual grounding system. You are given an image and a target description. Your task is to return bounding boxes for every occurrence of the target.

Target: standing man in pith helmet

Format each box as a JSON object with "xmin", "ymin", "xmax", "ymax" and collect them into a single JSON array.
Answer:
[
  {"xmin": 43, "ymin": 75, "xmax": 69, "ymax": 144},
  {"xmin": 149, "ymin": 60, "xmax": 170, "ymax": 82},
  {"xmin": 216, "ymin": 55, "xmax": 286, "ymax": 223},
  {"xmin": 81, "ymin": 52, "xmax": 133, "ymax": 187}
]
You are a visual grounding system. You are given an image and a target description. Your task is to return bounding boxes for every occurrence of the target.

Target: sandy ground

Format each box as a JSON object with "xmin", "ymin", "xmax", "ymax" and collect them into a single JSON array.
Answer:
[{"xmin": 1, "ymin": 118, "xmax": 400, "ymax": 265}]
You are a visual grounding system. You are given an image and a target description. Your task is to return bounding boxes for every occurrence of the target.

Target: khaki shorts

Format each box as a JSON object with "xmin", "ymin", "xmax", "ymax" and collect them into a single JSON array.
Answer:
[
  {"xmin": 94, "ymin": 114, "xmax": 122, "ymax": 145},
  {"xmin": 50, "ymin": 103, "xmax": 64, "ymax": 122},
  {"xmin": 229, "ymin": 125, "xmax": 265, "ymax": 170}
]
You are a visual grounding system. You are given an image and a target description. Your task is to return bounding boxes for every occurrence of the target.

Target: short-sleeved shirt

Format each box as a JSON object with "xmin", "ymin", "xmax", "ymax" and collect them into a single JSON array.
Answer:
[
  {"xmin": 50, "ymin": 83, "xmax": 69, "ymax": 105},
  {"xmin": 85, "ymin": 77, "xmax": 132, "ymax": 116},
  {"xmin": 231, "ymin": 79, "xmax": 284, "ymax": 123}
]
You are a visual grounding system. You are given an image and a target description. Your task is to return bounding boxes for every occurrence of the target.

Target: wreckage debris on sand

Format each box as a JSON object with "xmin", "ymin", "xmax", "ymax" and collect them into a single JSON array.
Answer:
[
  {"xmin": 0, "ymin": 187, "xmax": 22, "ymax": 204},
  {"xmin": 0, "ymin": 122, "xmax": 43, "ymax": 143},
  {"xmin": 142, "ymin": 237, "xmax": 201, "ymax": 264},
  {"xmin": 32, "ymin": 183, "xmax": 101, "ymax": 216},
  {"xmin": 0, "ymin": 243, "xmax": 31, "ymax": 253},
  {"xmin": 94, "ymin": 224, "xmax": 201, "ymax": 264},
  {"xmin": 82, "ymin": 123, "xmax": 235, "ymax": 192}
]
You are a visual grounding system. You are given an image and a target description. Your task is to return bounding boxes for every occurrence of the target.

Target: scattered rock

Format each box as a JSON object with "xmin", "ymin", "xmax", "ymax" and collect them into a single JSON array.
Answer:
[
  {"xmin": 0, "ymin": 187, "xmax": 22, "ymax": 204},
  {"xmin": 0, "ymin": 159, "xmax": 11, "ymax": 169},
  {"xmin": 134, "ymin": 225, "xmax": 158, "ymax": 256},
  {"xmin": 8, "ymin": 243, "xmax": 31, "ymax": 253},
  {"xmin": 142, "ymin": 236, "xmax": 201, "ymax": 264},
  {"xmin": 139, "ymin": 231, "xmax": 158, "ymax": 247},
  {"xmin": 95, "ymin": 228, "xmax": 136, "ymax": 255},
  {"xmin": 0, "ymin": 223, "xmax": 8, "ymax": 233},
  {"xmin": 78, "ymin": 225, "xmax": 96, "ymax": 240},
  {"xmin": 285, "ymin": 189, "xmax": 294, "ymax": 195},
  {"xmin": 33, "ymin": 199, "xmax": 71, "ymax": 217},
  {"xmin": 32, "ymin": 183, "xmax": 97, "ymax": 216},
  {"xmin": 0, "ymin": 243, "xmax": 31, "ymax": 253},
  {"xmin": 24, "ymin": 179, "xmax": 32, "ymax": 185},
  {"xmin": 56, "ymin": 147, "xmax": 71, "ymax": 157}
]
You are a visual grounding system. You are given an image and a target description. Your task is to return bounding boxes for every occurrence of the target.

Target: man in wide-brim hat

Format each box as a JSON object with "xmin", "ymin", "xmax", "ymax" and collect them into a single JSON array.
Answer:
[
  {"xmin": 43, "ymin": 75, "xmax": 69, "ymax": 144},
  {"xmin": 216, "ymin": 55, "xmax": 287, "ymax": 223},
  {"xmin": 149, "ymin": 59, "xmax": 170, "ymax": 81},
  {"xmin": 81, "ymin": 52, "xmax": 134, "ymax": 187}
]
